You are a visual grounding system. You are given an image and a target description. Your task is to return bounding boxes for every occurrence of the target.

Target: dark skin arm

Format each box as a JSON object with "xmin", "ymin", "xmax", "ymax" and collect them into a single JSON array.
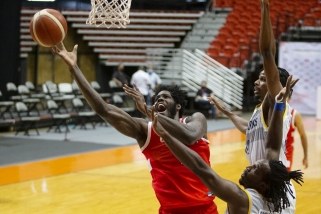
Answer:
[
  {"xmin": 265, "ymin": 76, "xmax": 299, "ymax": 159},
  {"xmin": 151, "ymin": 107, "xmax": 249, "ymax": 213},
  {"xmin": 294, "ymin": 111, "xmax": 308, "ymax": 168},
  {"xmin": 207, "ymin": 95, "xmax": 248, "ymax": 134},
  {"xmin": 260, "ymin": 0, "xmax": 285, "ymax": 126},
  {"xmin": 51, "ymin": 43, "xmax": 148, "ymax": 147},
  {"xmin": 123, "ymin": 84, "xmax": 207, "ymax": 145}
]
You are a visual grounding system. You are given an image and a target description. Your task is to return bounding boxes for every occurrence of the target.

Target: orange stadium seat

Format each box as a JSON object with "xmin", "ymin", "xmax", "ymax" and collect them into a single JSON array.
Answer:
[
  {"xmin": 240, "ymin": 46, "xmax": 250, "ymax": 61},
  {"xmin": 207, "ymin": 0, "xmax": 320, "ymax": 69},
  {"xmin": 215, "ymin": 55, "xmax": 230, "ymax": 67},
  {"xmin": 209, "ymin": 40, "xmax": 224, "ymax": 52},
  {"xmin": 250, "ymin": 38, "xmax": 259, "ymax": 53},
  {"xmin": 303, "ymin": 14, "xmax": 317, "ymax": 26},
  {"xmin": 229, "ymin": 53, "xmax": 241, "ymax": 68}
]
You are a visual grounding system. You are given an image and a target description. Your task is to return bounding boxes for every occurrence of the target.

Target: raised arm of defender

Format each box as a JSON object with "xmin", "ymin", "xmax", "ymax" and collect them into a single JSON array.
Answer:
[
  {"xmin": 207, "ymin": 94, "xmax": 248, "ymax": 134},
  {"xmin": 265, "ymin": 76, "xmax": 299, "ymax": 160},
  {"xmin": 51, "ymin": 43, "xmax": 148, "ymax": 147},
  {"xmin": 259, "ymin": 0, "xmax": 283, "ymax": 102}
]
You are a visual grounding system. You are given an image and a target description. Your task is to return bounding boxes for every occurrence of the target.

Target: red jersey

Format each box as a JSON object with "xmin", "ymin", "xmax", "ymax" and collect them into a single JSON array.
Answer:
[
  {"xmin": 286, "ymin": 108, "xmax": 296, "ymax": 170},
  {"xmin": 141, "ymin": 118, "xmax": 216, "ymax": 212}
]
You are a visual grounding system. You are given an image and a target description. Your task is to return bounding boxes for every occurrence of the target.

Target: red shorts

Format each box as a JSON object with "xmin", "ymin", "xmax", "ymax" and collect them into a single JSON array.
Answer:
[{"xmin": 159, "ymin": 202, "xmax": 218, "ymax": 214}]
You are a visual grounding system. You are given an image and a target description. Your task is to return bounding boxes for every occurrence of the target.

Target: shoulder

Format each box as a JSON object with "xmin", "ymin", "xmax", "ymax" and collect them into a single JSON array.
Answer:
[{"xmin": 133, "ymin": 118, "xmax": 149, "ymax": 145}]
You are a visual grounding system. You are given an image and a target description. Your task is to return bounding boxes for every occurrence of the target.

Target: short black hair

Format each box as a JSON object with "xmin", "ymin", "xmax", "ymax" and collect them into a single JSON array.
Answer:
[
  {"xmin": 151, "ymin": 85, "xmax": 187, "ymax": 118},
  {"xmin": 277, "ymin": 67, "xmax": 293, "ymax": 98},
  {"xmin": 264, "ymin": 160, "xmax": 304, "ymax": 213},
  {"xmin": 277, "ymin": 67, "xmax": 290, "ymax": 87}
]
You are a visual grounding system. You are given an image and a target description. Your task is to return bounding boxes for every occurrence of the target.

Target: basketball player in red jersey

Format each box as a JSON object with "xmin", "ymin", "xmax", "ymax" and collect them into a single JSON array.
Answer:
[
  {"xmin": 150, "ymin": 76, "xmax": 303, "ymax": 214},
  {"xmin": 286, "ymin": 97, "xmax": 308, "ymax": 170},
  {"xmin": 51, "ymin": 43, "xmax": 218, "ymax": 214}
]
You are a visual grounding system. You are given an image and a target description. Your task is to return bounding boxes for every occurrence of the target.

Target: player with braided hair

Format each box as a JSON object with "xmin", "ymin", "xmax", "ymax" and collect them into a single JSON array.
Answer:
[
  {"xmin": 151, "ymin": 75, "xmax": 303, "ymax": 214},
  {"xmin": 265, "ymin": 160, "xmax": 303, "ymax": 212}
]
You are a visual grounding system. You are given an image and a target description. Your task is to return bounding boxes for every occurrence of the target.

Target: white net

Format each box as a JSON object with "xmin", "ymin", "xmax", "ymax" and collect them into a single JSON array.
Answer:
[{"xmin": 86, "ymin": 0, "xmax": 132, "ymax": 28}]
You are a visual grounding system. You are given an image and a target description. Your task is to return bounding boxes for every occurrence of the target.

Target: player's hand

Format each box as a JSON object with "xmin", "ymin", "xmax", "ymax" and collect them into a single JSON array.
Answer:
[
  {"xmin": 302, "ymin": 157, "xmax": 308, "ymax": 169},
  {"xmin": 123, "ymin": 83, "xmax": 152, "ymax": 119},
  {"xmin": 275, "ymin": 75, "xmax": 299, "ymax": 103},
  {"xmin": 51, "ymin": 42, "xmax": 78, "ymax": 68},
  {"xmin": 207, "ymin": 95, "xmax": 231, "ymax": 116},
  {"xmin": 151, "ymin": 105, "xmax": 166, "ymax": 137}
]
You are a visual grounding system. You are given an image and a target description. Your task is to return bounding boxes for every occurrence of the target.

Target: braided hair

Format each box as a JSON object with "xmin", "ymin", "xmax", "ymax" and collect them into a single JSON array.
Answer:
[
  {"xmin": 151, "ymin": 85, "xmax": 187, "ymax": 118},
  {"xmin": 263, "ymin": 160, "xmax": 304, "ymax": 213}
]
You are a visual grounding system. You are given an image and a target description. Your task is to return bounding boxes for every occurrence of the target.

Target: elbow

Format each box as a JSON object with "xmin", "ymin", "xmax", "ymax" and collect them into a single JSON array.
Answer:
[{"xmin": 93, "ymin": 103, "xmax": 109, "ymax": 116}]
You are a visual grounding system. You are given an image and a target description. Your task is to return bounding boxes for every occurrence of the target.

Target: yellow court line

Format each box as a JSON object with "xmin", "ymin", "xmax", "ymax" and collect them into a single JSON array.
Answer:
[{"xmin": 0, "ymin": 129, "xmax": 245, "ymax": 186}]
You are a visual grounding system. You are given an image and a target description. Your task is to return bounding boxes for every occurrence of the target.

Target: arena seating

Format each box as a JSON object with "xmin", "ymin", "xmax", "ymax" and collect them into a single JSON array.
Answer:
[
  {"xmin": 19, "ymin": 8, "xmax": 203, "ymax": 63},
  {"xmin": 208, "ymin": 0, "xmax": 320, "ymax": 68},
  {"xmin": 62, "ymin": 10, "xmax": 204, "ymax": 66},
  {"xmin": 20, "ymin": 2, "xmax": 320, "ymax": 65}
]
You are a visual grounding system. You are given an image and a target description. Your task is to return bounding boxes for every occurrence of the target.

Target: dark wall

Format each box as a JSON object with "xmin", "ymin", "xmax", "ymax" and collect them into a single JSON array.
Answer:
[{"xmin": 0, "ymin": 0, "xmax": 21, "ymax": 99}]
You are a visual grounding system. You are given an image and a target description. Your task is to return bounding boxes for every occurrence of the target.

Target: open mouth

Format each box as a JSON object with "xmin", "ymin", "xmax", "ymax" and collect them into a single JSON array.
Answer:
[{"xmin": 157, "ymin": 104, "xmax": 166, "ymax": 112}]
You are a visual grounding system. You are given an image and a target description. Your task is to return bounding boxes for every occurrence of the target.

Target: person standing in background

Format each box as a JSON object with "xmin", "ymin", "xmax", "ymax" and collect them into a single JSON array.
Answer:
[
  {"xmin": 112, "ymin": 63, "xmax": 128, "ymax": 87},
  {"xmin": 131, "ymin": 66, "xmax": 151, "ymax": 118},
  {"xmin": 131, "ymin": 66, "xmax": 151, "ymax": 102},
  {"xmin": 195, "ymin": 81, "xmax": 216, "ymax": 120},
  {"xmin": 147, "ymin": 65, "xmax": 162, "ymax": 99}
]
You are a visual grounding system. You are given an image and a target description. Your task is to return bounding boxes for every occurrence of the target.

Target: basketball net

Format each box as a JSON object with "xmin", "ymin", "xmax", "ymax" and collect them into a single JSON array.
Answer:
[{"xmin": 86, "ymin": 0, "xmax": 132, "ymax": 28}]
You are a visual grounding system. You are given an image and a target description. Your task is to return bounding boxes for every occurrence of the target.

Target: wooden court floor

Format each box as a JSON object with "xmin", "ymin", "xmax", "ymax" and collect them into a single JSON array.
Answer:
[{"xmin": 0, "ymin": 117, "xmax": 320, "ymax": 213}]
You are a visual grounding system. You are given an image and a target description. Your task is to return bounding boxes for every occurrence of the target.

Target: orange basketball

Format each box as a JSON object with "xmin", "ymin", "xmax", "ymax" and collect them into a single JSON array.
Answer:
[{"xmin": 30, "ymin": 9, "xmax": 68, "ymax": 47}]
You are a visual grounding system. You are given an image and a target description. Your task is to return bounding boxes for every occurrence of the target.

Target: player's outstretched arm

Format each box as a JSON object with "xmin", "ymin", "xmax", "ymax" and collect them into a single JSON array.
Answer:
[
  {"xmin": 151, "ymin": 107, "xmax": 248, "ymax": 211},
  {"xmin": 51, "ymin": 43, "xmax": 147, "ymax": 146},
  {"xmin": 207, "ymin": 96, "xmax": 248, "ymax": 134},
  {"xmin": 265, "ymin": 76, "xmax": 299, "ymax": 160},
  {"xmin": 259, "ymin": 0, "xmax": 283, "ymax": 100},
  {"xmin": 294, "ymin": 112, "xmax": 308, "ymax": 168}
]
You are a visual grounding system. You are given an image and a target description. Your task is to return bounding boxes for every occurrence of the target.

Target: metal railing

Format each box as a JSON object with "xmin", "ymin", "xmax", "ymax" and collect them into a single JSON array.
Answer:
[{"xmin": 146, "ymin": 48, "xmax": 244, "ymax": 109}]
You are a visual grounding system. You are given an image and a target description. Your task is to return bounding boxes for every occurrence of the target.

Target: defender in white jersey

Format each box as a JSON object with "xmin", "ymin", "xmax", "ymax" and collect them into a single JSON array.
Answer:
[
  {"xmin": 246, "ymin": 103, "xmax": 291, "ymax": 166},
  {"xmin": 152, "ymin": 77, "xmax": 303, "ymax": 214},
  {"xmin": 208, "ymin": 0, "xmax": 301, "ymax": 213}
]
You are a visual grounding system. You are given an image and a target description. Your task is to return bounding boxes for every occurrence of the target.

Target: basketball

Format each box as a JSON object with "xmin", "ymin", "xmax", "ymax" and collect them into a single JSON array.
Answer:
[{"xmin": 29, "ymin": 9, "xmax": 68, "ymax": 47}]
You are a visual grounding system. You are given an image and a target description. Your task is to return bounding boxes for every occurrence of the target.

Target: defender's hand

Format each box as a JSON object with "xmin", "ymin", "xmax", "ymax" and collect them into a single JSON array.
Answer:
[
  {"xmin": 207, "ymin": 95, "xmax": 231, "ymax": 116},
  {"xmin": 123, "ymin": 83, "xmax": 152, "ymax": 119},
  {"xmin": 275, "ymin": 75, "xmax": 299, "ymax": 103}
]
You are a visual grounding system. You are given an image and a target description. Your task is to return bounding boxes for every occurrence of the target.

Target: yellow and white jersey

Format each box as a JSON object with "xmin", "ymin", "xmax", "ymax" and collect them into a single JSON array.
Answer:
[
  {"xmin": 245, "ymin": 103, "xmax": 291, "ymax": 166},
  {"xmin": 245, "ymin": 103, "xmax": 296, "ymax": 214},
  {"xmin": 224, "ymin": 188, "xmax": 275, "ymax": 214}
]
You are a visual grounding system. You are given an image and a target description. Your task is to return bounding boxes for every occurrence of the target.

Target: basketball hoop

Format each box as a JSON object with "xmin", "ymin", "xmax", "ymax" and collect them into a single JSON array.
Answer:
[{"xmin": 86, "ymin": 0, "xmax": 132, "ymax": 28}]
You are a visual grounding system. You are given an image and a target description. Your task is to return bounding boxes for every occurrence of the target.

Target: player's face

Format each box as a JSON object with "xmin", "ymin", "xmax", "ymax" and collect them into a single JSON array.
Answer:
[
  {"xmin": 154, "ymin": 90, "xmax": 179, "ymax": 119},
  {"xmin": 254, "ymin": 71, "xmax": 268, "ymax": 102},
  {"xmin": 239, "ymin": 159, "xmax": 270, "ymax": 189}
]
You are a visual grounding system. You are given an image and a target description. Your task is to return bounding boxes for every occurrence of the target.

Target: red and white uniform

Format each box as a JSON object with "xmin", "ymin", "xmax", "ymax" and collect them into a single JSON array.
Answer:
[
  {"xmin": 286, "ymin": 108, "xmax": 296, "ymax": 170},
  {"xmin": 141, "ymin": 118, "xmax": 217, "ymax": 214}
]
